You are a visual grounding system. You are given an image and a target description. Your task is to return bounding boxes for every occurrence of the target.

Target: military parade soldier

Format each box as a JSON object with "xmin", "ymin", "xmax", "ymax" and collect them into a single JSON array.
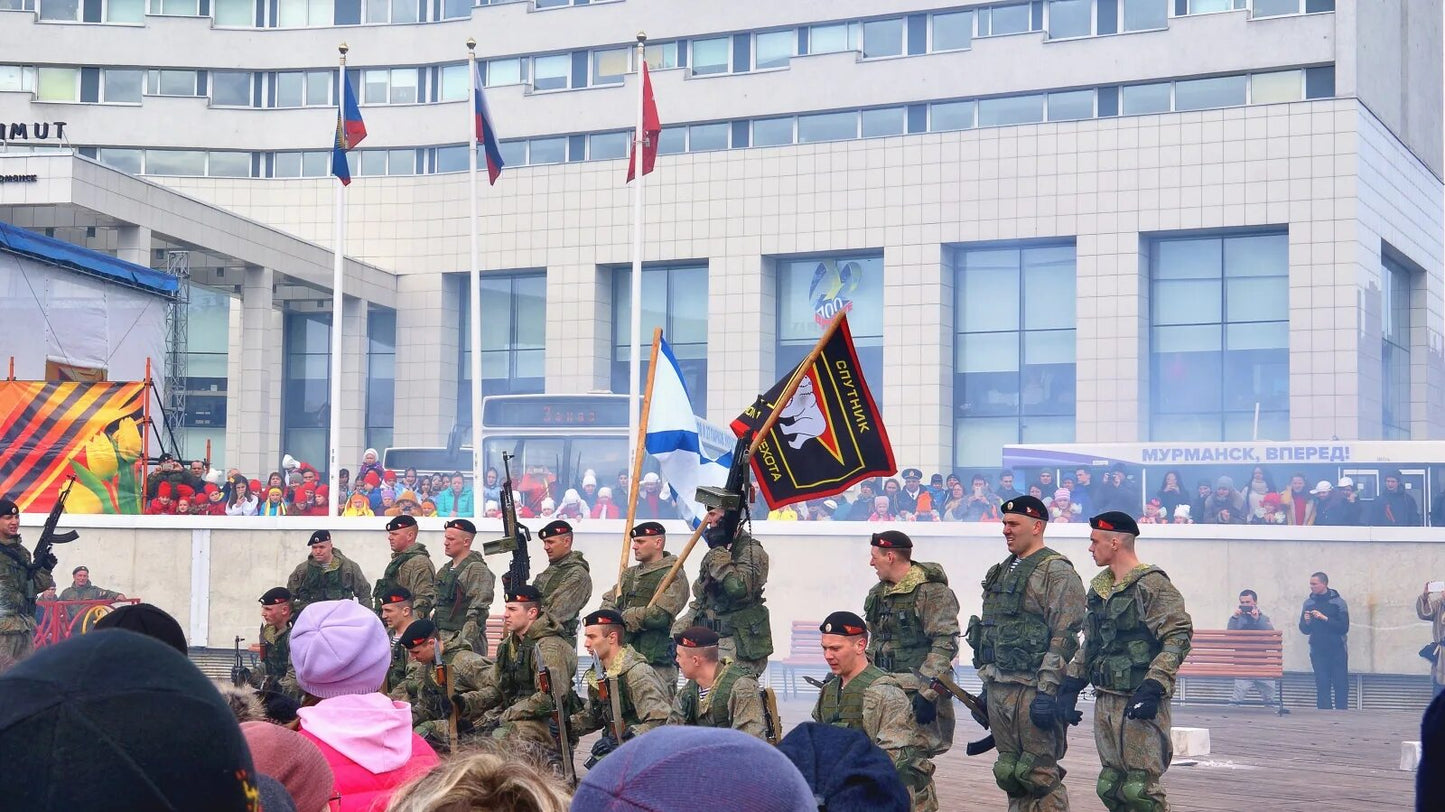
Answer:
[
  {"xmin": 379, "ymin": 586, "xmax": 420, "ymax": 698},
  {"xmin": 248, "ymin": 586, "xmax": 301, "ymax": 701},
  {"xmin": 864, "ymin": 529, "xmax": 962, "ymax": 756},
  {"xmin": 668, "ymin": 625, "xmax": 768, "ymax": 740},
  {"xmin": 532, "ymin": 519, "xmax": 593, "ymax": 646},
  {"xmin": 433, "ymin": 518, "xmax": 496, "ymax": 655},
  {"xmin": 599, "ymin": 521, "xmax": 690, "ymax": 697},
  {"xmin": 395, "ymin": 618, "xmax": 491, "ymax": 752},
  {"xmin": 0, "ymin": 498, "xmax": 53, "ymax": 671},
  {"xmin": 673, "ymin": 504, "xmax": 773, "ymax": 677},
  {"xmin": 1062, "ymin": 511, "xmax": 1194, "ymax": 812},
  {"xmin": 571, "ymin": 609, "xmax": 671, "ymax": 766},
  {"xmin": 967, "ymin": 496, "xmax": 1087, "ymax": 811},
  {"xmin": 372, "ymin": 515, "xmax": 437, "ymax": 620},
  {"xmin": 58, "ymin": 565, "xmax": 125, "ymax": 622},
  {"xmin": 287, "ymin": 530, "xmax": 371, "ymax": 614},
  {"xmin": 813, "ymin": 610, "xmax": 938, "ymax": 812}
]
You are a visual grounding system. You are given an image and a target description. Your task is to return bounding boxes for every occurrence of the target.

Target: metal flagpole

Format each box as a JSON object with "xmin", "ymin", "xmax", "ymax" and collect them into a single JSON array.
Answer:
[
  {"xmin": 627, "ymin": 32, "xmax": 647, "ymax": 503},
  {"xmin": 467, "ymin": 38, "xmax": 483, "ymax": 517},
  {"xmin": 326, "ymin": 42, "xmax": 348, "ymax": 519}
]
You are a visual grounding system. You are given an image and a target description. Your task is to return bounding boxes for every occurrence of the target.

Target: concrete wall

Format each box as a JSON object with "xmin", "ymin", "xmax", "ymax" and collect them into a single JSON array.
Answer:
[
  {"xmin": 1346, "ymin": 0, "xmax": 1444, "ymax": 179},
  {"xmin": 23, "ymin": 514, "xmax": 1444, "ymax": 677}
]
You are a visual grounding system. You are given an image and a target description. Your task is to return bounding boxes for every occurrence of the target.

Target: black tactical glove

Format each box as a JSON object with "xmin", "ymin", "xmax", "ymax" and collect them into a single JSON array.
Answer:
[
  {"xmin": 971, "ymin": 688, "xmax": 990, "ymax": 729},
  {"xmin": 33, "ymin": 552, "xmax": 57, "ymax": 573},
  {"xmin": 911, "ymin": 692, "xmax": 937, "ymax": 725},
  {"xmin": 435, "ymin": 693, "xmax": 454, "ymax": 719},
  {"xmin": 1028, "ymin": 692, "xmax": 1058, "ymax": 730},
  {"xmin": 1056, "ymin": 677, "xmax": 1087, "ymax": 726},
  {"xmin": 1125, "ymin": 678, "xmax": 1165, "ymax": 720},
  {"xmin": 584, "ymin": 735, "xmax": 619, "ymax": 769}
]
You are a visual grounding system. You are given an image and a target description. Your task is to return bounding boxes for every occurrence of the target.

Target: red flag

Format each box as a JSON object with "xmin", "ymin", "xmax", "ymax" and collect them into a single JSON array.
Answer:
[{"xmin": 627, "ymin": 62, "xmax": 660, "ymax": 182}]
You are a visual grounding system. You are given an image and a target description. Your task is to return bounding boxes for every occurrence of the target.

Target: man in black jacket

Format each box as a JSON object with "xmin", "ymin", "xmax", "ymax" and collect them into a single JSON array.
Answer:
[
  {"xmin": 1367, "ymin": 469, "xmax": 1421, "ymax": 527},
  {"xmin": 1299, "ymin": 571, "xmax": 1350, "ymax": 709}
]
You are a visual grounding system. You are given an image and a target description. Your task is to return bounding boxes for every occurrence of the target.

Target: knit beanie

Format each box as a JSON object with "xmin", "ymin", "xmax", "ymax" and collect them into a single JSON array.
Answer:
[
  {"xmin": 289, "ymin": 600, "xmax": 390, "ymax": 699},
  {"xmin": 242, "ymin": 721, "xmax": 335, "ymax": 812},
  {"xmin": 572, "ymin": 726, "xmax": 814, "ymax": 811},
  {"xmin": 777, "ymin": 722, "xmax": 910, "ymax": 812},
  {"xmin": 256, "ymin": 775, "xmax": 297, "ymax": 812},
  {"xmin": 92, "ymin": 602, "xmax": 189, "ymax": 654},
  {"xmin": 0, "ymin": 630, "xmax": 261, "ymax": 811}
]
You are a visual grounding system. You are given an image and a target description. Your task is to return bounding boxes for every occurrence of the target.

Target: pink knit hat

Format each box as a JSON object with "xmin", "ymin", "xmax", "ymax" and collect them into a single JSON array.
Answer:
[
  {"xmin": 241, "ymin": 721, "xmax": 335, "ymax": 812},
  {"xmin": 289, "ymin": 600, "xmax": 390, "ymax": 698}
]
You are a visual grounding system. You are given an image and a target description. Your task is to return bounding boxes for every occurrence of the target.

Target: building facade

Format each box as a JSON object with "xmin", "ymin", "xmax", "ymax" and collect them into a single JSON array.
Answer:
[{"xmin": 0, "ymin": 0, "xmax": 1441, "ymax": 477}]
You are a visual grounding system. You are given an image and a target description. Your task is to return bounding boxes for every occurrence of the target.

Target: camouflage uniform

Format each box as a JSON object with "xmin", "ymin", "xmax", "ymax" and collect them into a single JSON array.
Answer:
[
  {"xmin": 966, "ymin": 548, "xmax": 1087, "ymax": 811},
  {"xmin": 287, "ymin": 548, "xmax": 371, "ymax": 614},
  {"xmin": 673, "ymin": 530, "xmax": 772, "ymax": 676},
  {"xmin": 402, "ymin": 645, "xmax": 491, "ymax": 749},
  {"xmin": 373, "ymin": 542, "xmax": 437, "ymax": 619},
  {"xmin": 0, "ymin": 535, "xmax": 52, "ymax": 671},
  {"xmin": 464, "ymin": 618, "xmax": 578, "ymax": 758},
  {"xmin": 571, "ymin": 644, "xmax": 671, "ymax": 749},
  {"xmin": 812, "ymin": 665, "xmax": 938, "ymax": 812},
  {"xmin": 864, "ymin": 561, "xmax": 961, "ymax": 755},
  {"xmin": 668, "ymin": 658, "xmax": 767, "ymax": 740},
  {"xmin": 248, "ymin": 622, "xmax": 302, "ymax": 701},
  {"xmin": 385, "ymin": 618, "xmax": 419, "ymax": 700},
  {"xmin": 434, "ymin": 552, "xmax": 495, "ymax": 655},
  {"xmin": 533, "ymin": 551, "xmax": 592, "ymax": 646},
  {"xmin": 600, "ymin": 551, "xmax": 689, "ymax": 697},
  {"xmin": 58, "ymin": 582, "xmax": 125, "ymax": 623},
  {"xmin": 1067, "ymin": 565, "xmax": 1193, "ymax": 812}
]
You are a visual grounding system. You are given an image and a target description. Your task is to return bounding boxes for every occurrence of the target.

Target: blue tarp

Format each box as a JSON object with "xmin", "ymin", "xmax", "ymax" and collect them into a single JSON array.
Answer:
[{"xmin": 0, "ymin": 221, "xmax": 178, "ymax": 297}]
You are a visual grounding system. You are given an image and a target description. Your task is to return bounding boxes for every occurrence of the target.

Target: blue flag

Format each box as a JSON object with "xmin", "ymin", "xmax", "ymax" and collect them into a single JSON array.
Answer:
[{"xmin": 331, "ymin": 72, "xmax": 367, "ymax": 185}]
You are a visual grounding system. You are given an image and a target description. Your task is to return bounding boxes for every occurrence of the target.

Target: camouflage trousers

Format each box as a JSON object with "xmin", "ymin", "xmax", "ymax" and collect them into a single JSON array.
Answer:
[
  {"xmin": 0, "ymin": 631, "xmax": 34, "ymax": 673},
  {"xmin": 651, "ymin": 663, "xmax": 679, "ymax": 701},
  {"xmin": 985, "ymin": 681, "xmax": 1071, "ymax": 811},
  {"xmin": 908, "ymin": 763, "xmax": 940, "ymax": 812},
  {"xmin": 717, "ymin": 636, "xmax": 767, "ymax": 680},
  {"xmin": 1093, "ymin": 691, "xmax": 1173, "ymax": 812}
]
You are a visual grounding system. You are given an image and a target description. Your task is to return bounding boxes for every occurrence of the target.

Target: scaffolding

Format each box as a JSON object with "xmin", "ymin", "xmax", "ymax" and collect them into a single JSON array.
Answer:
[{"xmin": 163, "ymin": 250, "xmax": 190, "ymax": 453}]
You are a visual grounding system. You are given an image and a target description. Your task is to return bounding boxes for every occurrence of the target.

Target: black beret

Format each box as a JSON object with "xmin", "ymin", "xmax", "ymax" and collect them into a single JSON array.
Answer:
[
  {"xmin": 584, "ymin": 609, "xmax": 625, "ymax": 628},
  {"xmin": 258, "ymin": 587, "xmax": 292, "ymax": 606},
  {"xmin": 506, "ymin": 584, "xmax": 542, "ymax": 604},
  {"xmin": 539, "ymin": 519, "xmax": 573, "ymax": 539},
  {"xmin": 673, "ymin": 626, "xmax": 720, "ymax": 648},
  {"xmin": 0, "ymin": 498, "xmax": 16, "ymax": 517},
  {"xmin": 397, "ymin": 619, "xmax": 437, "ymax": 649},
  {"xmin": 379, "ymin": 586, "xmax": 413, "ymax": 605},
  {"xmin": 307, "ymin": 529, "xmax": 331, "ymax": 546},
  {"xmin": 819, "ymin": 611, "xmax": 868, "ymax": 637},
  {"xmin": 1090, "ymin": 511, "xmax": 1140, "ymax": 536},
  {"xmin": 630, "ymin": 521, "xmax": 666, "ymax": 538},
  {"xmin": 1001, "ymin": 496, "xmax": 1049, "ymax": 521},
  {"xmin": 444, "ymin": 518, "xmax": 476, "ymax": 534},
  {"xmin": 72, "ymin": 566, "xmax": 89, "ymax": 575},
  {"xmin": 385, "ymin": 514, "xmax": 418, "ymax": 531},
  {"xmin": 870, "ymin": 530, "xmax": 912, "ymax": 550}
]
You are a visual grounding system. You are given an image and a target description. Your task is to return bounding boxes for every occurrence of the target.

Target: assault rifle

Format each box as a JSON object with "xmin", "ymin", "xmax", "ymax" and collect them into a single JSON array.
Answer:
[
  {"xmin": 230, "ymin": 636, "xmax": 252, "ymax": 686},
  {"xmin": 434, "ymin": 632, "xmax": 457, "ymax": 752},
  {"xmin": 917, "ymin": 668, "xmax": 996, "ymax": 756},
  {"xmin": 32, "ymin": 476, "xmax": 80, "ymax": 575},
  {"xmin": 538, "ymin": 664, "xmax": 576, "ymax": 784},
  {"xmin": 483, "ymin": 452, "xmax": 532, "ymax": 592},
  {"xmin": 696, "ymin": 432, "xmax": 752, "ymax": 548}
]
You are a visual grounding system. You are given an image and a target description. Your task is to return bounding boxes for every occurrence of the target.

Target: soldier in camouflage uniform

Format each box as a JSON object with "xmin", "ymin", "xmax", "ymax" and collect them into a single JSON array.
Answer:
[
  {"xmin": 461, "ymin": 585, "xmax": 578, "ymax": 761},
  {"xmin": 668, "ymin": 625, "xmax": 768, "ymax": 740},
  {"xmin": 533, "ymin": 520, "xmax": 592, "ymax": 646},
  {"xmin": 433, "ymin": 519, "xmax": 495, "ymax": 655},
  {"xmin": 600, "ymin": 521, "xmax": 689, "ymax": 697},
  {"xmin": 372, "ymin": 515, "xmax": 436, "ymax": 619},
  {"xmin": 813, "ymin": 611, "xmax": 938, "ymax": 812},
  {"xmin": 394, "ymin": 619, "xmax": 491, "ymax": 751},
  {"xmin": 966, "ymin": 496, "xmax": 1087, "ymax": 812},
  {"xmin": 248, "ymin": 587, "xmax": 302, "ymax": 701},
  {"xmin": 864, "ymin": 530, "xmax": 961, "ymax": 756},
  {"xmin": 1062, "ymin": 512, "xmax": 1194, "ymax": 812},
  {"xmin": 673, "ymin": 505, "xmax": 772, "ymax": 677},
  {"xmin": 287, "ymin": 530, "xmax": 371, "ymax": 615},
  {"xmin": 378, "ymin": 586, "xmax": 420, "ymax": 699},
  {"xmin": 58, "ymin": 565, "xmax": 126, "ymax": 622},
  {"xmin": 571, "ymin": 609, "xmax": 671, "ymax": 765},
  {"xmin": 0, "ymin": 498, "xmax": 54, "ymax": 672}
]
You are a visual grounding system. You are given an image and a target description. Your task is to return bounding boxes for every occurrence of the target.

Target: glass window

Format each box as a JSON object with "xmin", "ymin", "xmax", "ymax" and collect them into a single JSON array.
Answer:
[
  {"xmin": 275, "ymin": 72, "xmax": 304, "ymax": 107},
  {"xmin": 688, "ymin": 122, "xmax": 729, "ymax": 152},
  {"xmin": 1049, "ymin": 0, "xmax": 1092, "ymax": 37},
  {"xmin": 107, "ymin": 0, "xmax": 145, "ymax": 22},
  {"xmin": 273, "ymin": 151, "xmax": 302, "ymax": 177},
  {"xmin": 1122, "ymin": 82, "xmax": 1171, "ymax": 114},
  {"xmin": 362, "ymin": 68, "xmax": 388, "ymax": 103},
  {"xmin": 861, "ymin": 106, "xmax": 905, "ymax": 137},
  {"xmin": 0, "ymin": 66, "xmax": 35, "ymax": 93},
  {"xmin": 150, "ymin": 69, "xmax": 197, "ymax": 96},
  {"xmin": 532, "ymin": 54, "xmax": 568, "ymax": 91},
  {"xmin": 1252, "ymin": 0, "xmax": 1298, "ymax": 15},
  {"xmin": 389, "ymin": 68, "xmax": 417, "ymax": 104},
  {"xmin": 497, "ymin": 140, "xmax": 525, "ymax": 167},
  {"xmin": 305, "ymin": 70, "xmax": 331, "ymax": 106},
  {"xmin": 457, "ymin": 273, "xmax": 546, "ymax": 414},
  {"xmin": 593, "ymin": 47, "xmax": 629, "ymax": 85},
  {"xmin": 1382, "ymin": 254, "xmax": 1412, "ymax": 439},
  {"xmin": 930, "ymin": 100, "xmax": 975, "ymax": 131},
  {"xmin": 1188, "ymin": 0, "xmax": 1233, "ymax": 11},
  {"xmin": 487, "ymin": 58, "xmax": 522, "ymax": 86},
  {"xmin": 39, "ymin": 0, "xmax": 79, "ymax": 19},
  {"xmin": 365, "ymin": 306, "xmax": 396, "ymax": 452},
  {"xmin": 213, "ymin": 0, "xmax": 253, "ymax": 24},
  {"xmin": 797, "ymin": 111, "xmax": 857, "ymax": 143},
  {"xmin": 36, "ymin": 68, "xmax": 78, "ymax": 102},
  {"xmin": 528, "ymin": 136, "xmax": 565, "ymax": 164},
  {"xmin": 1174, "ymin": 74, "xmax": 1246, "ymax": 110},
  {"xmin": 208, "ymin": 151, "xmax": 251, "ymax": 177},
  {"xmin": 1047, "ymin": 89, "xmax": 1094, "ymax": 120},
  {"xmin": 301, "ymin": 150, "xmax": 329, "ymax": 176},
  {"xmin": 1250, "ymin": 69, "xmax": 1302, "ymax": 104},
  {"xmin": 390, "ymin": 0, "xmax": 415, "ymax": 23},
  {"xmin": 589, "ymin": 131, "xmax": 628, "ymax": 160},
  {"xmin": 103, "ymin": 69, "xmax": 143, "ymax": 103},
  {"xmin": 1122, "ymin": 0, "xmax": 1168, "ymax": 29},
  {"xmin": 691, "ymin": 37, "xmax": 729, "ymax": 75},
  {"xmin": 644, "ymin": 42, "xmax": 678, "ymax": 70},
  {"xmin": 434, "ymin": 144, "xmax": 467, "ymax": 172},
  {"xmin": 984, "ymin": 3, "xmax": 1031, "ymax": 35},
  {"xmin": 145, "ymin": 149, "xmax": 206, "ymax": 176},
  {"xmin": 387, "ymin": 148, "xmax": 415, "ymax": 174},
  {"xmin": 210, "ymin": 71, "xmax": 251, "ymax": 106},
  {"xmin": 439, "ymin": 63, "xmax": 468, "ymax": 101},
  {"xmin": 363, "ymin": 0, "xmax": 386, "ymax": 21},
  {"xmin": 777, "ymin": 255, "xmax": 884, "ymax": 408},
  {"xmin": 658, "ymin": 126, "xmax": 685, "ymax": 154},
  {"xmin": 440, "ymin": 0, "xmax": 466, "ymax": 18},
  {"xmin": 752, "ymin": 116, "xmax": 793, "ymax": 147},
  {"xmin": 308, "ymin": 0, "xmax": 330, "ymax": 24},
  {"xmin": 931, "ymin": 10, "xmax": 972, "ymax": 50},
  {"xmin": 809, "ymin": 22, "xmax": 854, "ymax": 54},
  {"xmin": 861, "ymin": 18, "xmax": 904, "ymax": 58},
  {"xmin": 612, "ymin": 265, "xmax": 709, "ymax": 411},
  {"xmin": 358, "ymin": 150, "xmax": 388, "ymax": 176},
  {"xmin": 754, "ymin": 29, "xmax": 793, "ymax": 69},
  {"xmin": 275, "ymin": 0, "xmax": 305, "ymax": 25},
  {"xmin": 978, "ymin": 94, "xmax": 1044, "ymax": 127},
  {"xmin": 99, "ymin": 148, "xmax": 142, "ymax": 173}
]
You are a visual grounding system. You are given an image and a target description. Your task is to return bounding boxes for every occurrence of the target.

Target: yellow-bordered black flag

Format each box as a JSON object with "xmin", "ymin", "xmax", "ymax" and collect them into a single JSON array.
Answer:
[{"xmin": 731, "ymin": 315, "xmax": 895, "ymax": 508}]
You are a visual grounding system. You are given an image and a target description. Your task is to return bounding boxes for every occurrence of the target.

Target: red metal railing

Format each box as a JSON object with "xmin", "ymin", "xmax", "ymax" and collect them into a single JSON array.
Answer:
[{"xmin": 33, "ymin": 598, "xmax": 142, "ymax": 647}]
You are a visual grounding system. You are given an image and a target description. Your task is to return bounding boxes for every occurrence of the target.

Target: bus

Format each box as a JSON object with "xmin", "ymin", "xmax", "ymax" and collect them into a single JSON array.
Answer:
[{"xmin": 1000, "ymin": 440, "xmax": 1445, "ymax": 525}]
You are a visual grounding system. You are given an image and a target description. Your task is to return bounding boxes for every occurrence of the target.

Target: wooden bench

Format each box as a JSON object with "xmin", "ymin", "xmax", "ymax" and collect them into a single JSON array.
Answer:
[
  {"xmin": 771, "ymin": 620, "xmax": 828, "ymax": 698},
  {"xmin": 484, "ymin": 615, "xmax": 505, "ymax": 657},
  {"xmin": 1178, "ymin": 629, "xmax": 1286, "ymax": 715}
]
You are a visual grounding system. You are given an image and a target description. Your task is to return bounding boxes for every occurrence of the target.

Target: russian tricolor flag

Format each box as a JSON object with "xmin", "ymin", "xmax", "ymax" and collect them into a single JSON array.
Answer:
[
  {"xmin": 474, "ymin": 60, "xmax": 504, "ymax": 185},
  {"xmin": 330, "ymin": 71, "xmax": 366, "ymax": 186}
]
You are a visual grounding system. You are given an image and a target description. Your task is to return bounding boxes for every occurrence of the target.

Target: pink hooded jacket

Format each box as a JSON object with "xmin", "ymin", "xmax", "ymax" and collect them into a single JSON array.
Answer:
[{"xmin": 297, "ymin": 693, "xmax": 438, "ymax": 812}]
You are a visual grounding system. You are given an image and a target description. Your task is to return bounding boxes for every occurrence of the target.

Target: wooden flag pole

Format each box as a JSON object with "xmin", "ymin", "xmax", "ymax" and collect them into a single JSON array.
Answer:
[
  {"xmin": 646, "ymin": 521, "xmax": 705, "ymax": 609},
  {"xmin": 619, "ymin": 327, "xmax": 663, "ymax": 584}
]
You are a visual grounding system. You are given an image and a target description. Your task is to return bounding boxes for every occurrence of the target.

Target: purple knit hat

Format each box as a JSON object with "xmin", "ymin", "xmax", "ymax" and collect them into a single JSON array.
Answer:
[{"xmin": 289, "ymin": 600, "xmax": 390, "ymax": 699}]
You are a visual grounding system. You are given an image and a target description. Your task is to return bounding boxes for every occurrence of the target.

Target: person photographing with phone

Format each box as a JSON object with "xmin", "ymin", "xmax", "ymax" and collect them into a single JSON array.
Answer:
[
  {"xmin": 1299, "ymin": 572, "xmax": 1350, "ymax": 709},
  {"xmin": 1418, "ymin": 580, "xmax": 1445, "ymax": 697},
  {"xmin": 1227, "ymin": 590, "xmax": 1287, "ymax": 712}
]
